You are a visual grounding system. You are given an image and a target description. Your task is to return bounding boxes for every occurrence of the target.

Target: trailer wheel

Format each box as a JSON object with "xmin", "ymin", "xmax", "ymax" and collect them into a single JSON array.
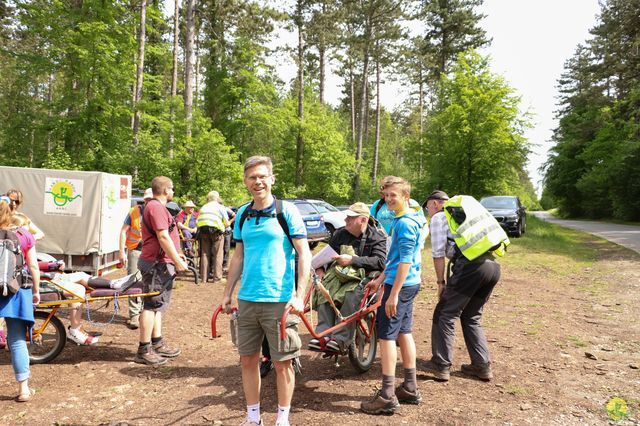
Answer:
[
  {"xmin": 29, "ymin": 311, "xmax": 66, "ymax": 364},
  {"xmin": 348, "ymin": 312, "xmax": 377, "ymax": 373}
]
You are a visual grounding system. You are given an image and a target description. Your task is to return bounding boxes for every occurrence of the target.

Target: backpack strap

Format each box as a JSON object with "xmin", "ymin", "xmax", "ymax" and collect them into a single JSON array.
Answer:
[
  {"xmin": 238, "ymin": 198, "xmax": 294, "ymax": 250},
  {"xmin": 374, "ymin": 198, "xmax": 385, "ymax": 217}
]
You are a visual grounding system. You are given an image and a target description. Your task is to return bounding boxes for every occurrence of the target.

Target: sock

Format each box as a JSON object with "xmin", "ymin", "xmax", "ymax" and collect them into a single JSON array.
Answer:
[
  {"xmin": 276, "ymin": 405, "xmax": 290, "ymax": 425},
  {"xmin": 381, "ymin": 374, "xmax": 395, "ymax": 400},
  {"xmin": 151, "ymin": 336, "xmax": 162, "ymax": 345},
  {"xmin": 403, "ymin": 367, "xmax": 417, "ymax": 392},
  {"xmin": 138, "ymin": 342, "xmax": 150, "ymax": 354},
  {"xmin": 88, "ymin": 276, "xmax": 111, "ymax": 288},
  {"xmin": 247, "ymin": 403, "xmax": 260, "ymax": 423}
]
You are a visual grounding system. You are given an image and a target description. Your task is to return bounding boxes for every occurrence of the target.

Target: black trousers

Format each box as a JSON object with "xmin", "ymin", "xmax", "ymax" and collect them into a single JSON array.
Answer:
[{"xmin": 431, "ymin": 254, "xmax": 501, "ymax": 367}]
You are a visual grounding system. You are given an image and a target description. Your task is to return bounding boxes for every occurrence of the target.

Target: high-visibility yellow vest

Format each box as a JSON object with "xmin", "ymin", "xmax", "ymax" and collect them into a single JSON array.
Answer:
[
  {"xmin": 197, "ymin": 202, "xmax": 225, "ymax": 231},
  {"xmin": 444, "ymin": 195, "xmax": 510, "ymax": 261},
  {"xmin": 125, "ymin": 205, "xmax": 143, "ymax": 250}
]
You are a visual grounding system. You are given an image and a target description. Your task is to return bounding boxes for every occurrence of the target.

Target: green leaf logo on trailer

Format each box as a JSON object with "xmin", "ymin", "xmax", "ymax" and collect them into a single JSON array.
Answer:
[{"xmin": 44, "ymin": 178, "xmax": 84, "ymax": 217}]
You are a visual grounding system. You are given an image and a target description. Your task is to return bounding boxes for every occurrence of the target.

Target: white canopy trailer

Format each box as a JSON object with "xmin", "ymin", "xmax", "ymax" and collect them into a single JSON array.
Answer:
[{"xmin": 0, "ymin": 166, "xmax": 132, "ymax": 275}]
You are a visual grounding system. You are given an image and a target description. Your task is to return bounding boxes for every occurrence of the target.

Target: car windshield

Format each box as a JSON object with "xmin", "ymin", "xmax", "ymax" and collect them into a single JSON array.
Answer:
[
  {"xmin": 295, "ymin": 202, "xmax": 318, "ymax": 216},
  {"xmin": 481, "ymin": 197, "xmax": 518, "ymax": 209}
]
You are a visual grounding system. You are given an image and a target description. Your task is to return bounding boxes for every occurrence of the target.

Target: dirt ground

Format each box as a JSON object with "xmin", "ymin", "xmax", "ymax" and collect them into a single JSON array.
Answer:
[{"xmin": 1, "ymin": 238, "xmax": 639, "ymax": 425}]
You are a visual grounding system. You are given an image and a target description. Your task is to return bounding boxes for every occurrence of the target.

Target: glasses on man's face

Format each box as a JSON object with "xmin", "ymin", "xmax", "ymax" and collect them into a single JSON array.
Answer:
[
  {"xmin": 9, "ymin": 198, "xmax": 20, "ymax": 206},
  {"xmin": 246, "ymin": 174, "xmax": 273, "ymax": 183}
]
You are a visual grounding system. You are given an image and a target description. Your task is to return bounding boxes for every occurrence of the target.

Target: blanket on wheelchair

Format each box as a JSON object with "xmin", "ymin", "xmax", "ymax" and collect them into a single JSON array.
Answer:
[{"xmin": 312, "ymin": 245, "xmax": 365, "ymax": 309}]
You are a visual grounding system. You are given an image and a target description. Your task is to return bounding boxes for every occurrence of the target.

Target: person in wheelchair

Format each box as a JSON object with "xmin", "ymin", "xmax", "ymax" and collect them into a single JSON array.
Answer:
[
  {"xmin": 176, "ymin": 200, "xmax": 198, "ymax": 258},
  {"xmin": 45, "ymin": 267, "xmax": 137, "ymax": 346},
  {"xmin": 309, "ymin": 202, "xmax": 387, "ymax": 354}
]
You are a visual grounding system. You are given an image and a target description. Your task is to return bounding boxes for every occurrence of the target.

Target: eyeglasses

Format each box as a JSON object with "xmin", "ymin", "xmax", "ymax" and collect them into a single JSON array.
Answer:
[
  {"xmin": 9, "ymin": 198, "xmax": 20, "ymax": 205},
  {"xmin": 246, "ymin": 174, "xmax": 273, "ymax": 183}
]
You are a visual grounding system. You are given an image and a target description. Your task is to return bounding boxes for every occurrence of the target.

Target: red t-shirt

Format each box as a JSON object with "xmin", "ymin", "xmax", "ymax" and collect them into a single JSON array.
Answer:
[{"xmin": 140, "ymin": 199, "xmax": 181, "ymax": 263}]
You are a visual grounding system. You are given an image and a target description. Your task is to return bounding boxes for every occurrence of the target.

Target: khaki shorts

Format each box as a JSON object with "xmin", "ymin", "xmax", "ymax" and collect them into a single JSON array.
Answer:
[{"xmin": 236, "ymin": 300, "xmax": 301, "ymax": 361}]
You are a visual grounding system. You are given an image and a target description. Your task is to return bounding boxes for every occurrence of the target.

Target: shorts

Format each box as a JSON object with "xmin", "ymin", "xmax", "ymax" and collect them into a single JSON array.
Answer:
[
  {"xmin": 138, "ymin": 258, "xmax": 175, "ymax": 312},
  {"xmin": 376, "ymin": 284, "xmax": 420, "ymax": 340},
  {"xmin": 236, "ymin": 300, "xmax": 301, "ymax": 361}
]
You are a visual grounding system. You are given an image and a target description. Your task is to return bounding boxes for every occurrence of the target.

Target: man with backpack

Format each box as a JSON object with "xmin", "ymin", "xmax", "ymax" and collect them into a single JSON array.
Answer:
[
  {"xmin": 220, "ymin": 156, "xmax": 311, "ymax": 426},
  {"xmin": 135, "ymin": 177, "xmax": 188, "ymax": 366},
  {"xmin": 422, "ymin": 190, "xmax": 509, "ymax": 382}
]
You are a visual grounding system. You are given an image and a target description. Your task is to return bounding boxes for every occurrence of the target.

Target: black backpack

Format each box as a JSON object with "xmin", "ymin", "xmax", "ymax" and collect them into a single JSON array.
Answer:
[
  {"xmin": 238, "ymin": 198, "xmax": 293, "ymax": 247},
  {"xmin": 0, "ymin": 229, "xmax": 27, "ymax": 297}
]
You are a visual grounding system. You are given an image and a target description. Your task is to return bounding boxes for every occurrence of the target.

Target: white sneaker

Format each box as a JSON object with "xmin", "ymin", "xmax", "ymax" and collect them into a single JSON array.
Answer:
[{"xmin": 67, "ymin": 327, "xmax": 99, "ymax": 346}]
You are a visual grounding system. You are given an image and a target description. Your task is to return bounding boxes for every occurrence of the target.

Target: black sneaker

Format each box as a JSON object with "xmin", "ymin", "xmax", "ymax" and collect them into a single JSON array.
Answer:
[
  {"xmin": 395, "ymin": 384, "xmax": 422, "ymax": 405},
  {"xmin": 259, "ymin": 357, "xmax": 273, "ymax": 378},
  {"xmin": 360, "ymin": 389, "xmax": 399, "ymax": 415},
  {"xmin": 423, "ymin": 359, "xmax": 451, "ymax": 381},
  {"xmin": 461, "ymin": 362, "xmax": 493, "ymax": 381}
]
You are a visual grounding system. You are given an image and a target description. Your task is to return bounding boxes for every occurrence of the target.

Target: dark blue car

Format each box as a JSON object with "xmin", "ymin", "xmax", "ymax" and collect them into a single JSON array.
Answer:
[{"xmin": 285, "ymin": 199, "xmax": 330, "ymax": 248}]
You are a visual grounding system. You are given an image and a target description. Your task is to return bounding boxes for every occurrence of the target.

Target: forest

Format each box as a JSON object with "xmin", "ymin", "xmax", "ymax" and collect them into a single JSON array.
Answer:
[
  {"xmin": 542, "ymin": 0, "xmax": 640, "ymax": 221},
  {"xmin": 1, "ymin": 0, "xmax": 547, "ymax": 207}
]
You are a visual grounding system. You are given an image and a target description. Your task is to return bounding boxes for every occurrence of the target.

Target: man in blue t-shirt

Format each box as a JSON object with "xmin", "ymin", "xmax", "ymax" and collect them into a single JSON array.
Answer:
[{"xmin": 221, "ymin": 156, "xmax": 311, "ymax": 426}]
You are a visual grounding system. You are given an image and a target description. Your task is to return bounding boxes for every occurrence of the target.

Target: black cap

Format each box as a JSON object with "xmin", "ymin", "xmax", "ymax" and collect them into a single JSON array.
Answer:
[{"xmin": 422, "ymin": 190, "xmax": 449, "ymax": 207}]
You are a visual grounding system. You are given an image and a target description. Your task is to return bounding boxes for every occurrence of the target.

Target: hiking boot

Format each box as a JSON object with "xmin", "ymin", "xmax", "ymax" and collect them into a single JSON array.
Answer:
[
  {"xmin": 134, "ymin": 347, "xmax": 168, "ymax": 366},
  {"xmin": 260, "ymin": 357, "xmax": 273, "ymax": 378},
  {"xmin": 423, "ymin": 359, "xmax": 450, "ymax": 381},
  {"xmin": 360, "ymin": 389, "xmax": 399, "ymax": 415},
  {"xmin": 152, "ymin": 340, "xmax": 181, "ymax": 358},
  {"xmin": 308, "ymin": 336, "xmax": 329, "ymax": 351},
  {"xmin": 67, "ymin": 326, "xmax": 99, "ymax": 346},
  {"xmin": 395, "ymin": 384, "xmax": 422, "ymax": 405},
  {"xmin": 461, "ymin": 362, "xmax": 493, "ymax": 381},
  {"xmin": 126, "ymin": 315, "xmax": 140, "ymax": 330}
]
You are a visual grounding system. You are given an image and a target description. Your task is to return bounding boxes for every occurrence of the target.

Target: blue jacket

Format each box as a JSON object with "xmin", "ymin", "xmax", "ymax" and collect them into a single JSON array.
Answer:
[{"xmin": 384, "ymin": 210, "xmax": 427, "ymax": 287}]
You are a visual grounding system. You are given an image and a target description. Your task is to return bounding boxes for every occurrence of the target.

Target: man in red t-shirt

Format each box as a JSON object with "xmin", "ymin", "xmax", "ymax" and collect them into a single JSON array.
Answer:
[{"xmin": 135, "ymin": 176, "xmax": 189, "ymax": 366}]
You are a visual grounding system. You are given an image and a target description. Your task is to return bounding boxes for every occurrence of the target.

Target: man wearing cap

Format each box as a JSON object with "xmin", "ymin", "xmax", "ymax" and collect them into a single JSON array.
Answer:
[
  {"xmin": 118, "ymin": 187, "xmax": 153, "ymax": 329},
  {"xmin": 176, "ymin": 200, "xmax": 198, "ymax": 257},
  {"xmin": 196, "ymin": 191, "xmax": 229, "ymax": 283},
  {"xmin": 422, "ymin": 189, "xmax": 499, "ymax": 382},
  {"xmin": 309, "ymin": 202, "xmax": 387, "ymax": 353}
]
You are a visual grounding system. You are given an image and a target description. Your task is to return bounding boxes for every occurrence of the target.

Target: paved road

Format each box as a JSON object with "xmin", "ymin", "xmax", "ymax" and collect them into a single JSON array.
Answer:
[{"xmin": 532, "ymin": 211, "xmax": 640, "ymax": 254}]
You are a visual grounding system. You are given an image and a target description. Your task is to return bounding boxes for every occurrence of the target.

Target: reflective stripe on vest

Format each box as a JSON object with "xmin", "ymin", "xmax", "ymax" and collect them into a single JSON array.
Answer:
[
  {"xmin": 444, "ymin": 195, "xmax": 510, "ymax": 261},
  {"xmin": 125, "ymin": 205, "xmax": 143, "ymax": 250}
]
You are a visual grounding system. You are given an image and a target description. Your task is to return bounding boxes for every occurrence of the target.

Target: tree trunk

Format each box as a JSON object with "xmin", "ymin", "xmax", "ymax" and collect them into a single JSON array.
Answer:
[
  {"xmin": 132, "ymin": 0, "xmax": 147, "ymax": 180},
  {"xmin": 47, "ymin": 73, "xmax": 54, "ymax": 154},
  {"xmin": 184, "ymin": 0, "xmax": 196, "ymax": 138},
  {"xmin": 354, "ymin": 26, "xmax": 371, "ymax": 198},
  {"xmin": 418, "ymin": 68, "xmax": 424, "ymax": 178},
  {"xmin": 169, "ymin": 0, "xmax": 180, "ymax": 159},
  {"xmin": 132, "ymin": 0, "xmax": 147, "ymax": 142},
  {"xmin": 349, "ymin": 63, "xmax": 356, "ymax": 145},
  {"xmin": 295, "ymin": 0, "xmax": 305, "ymax": 187},
  {"xmin": 372, "ymin": 58, "xmax": 381, "ymax": 187},
  {"xmin": 318, "ymin": 44, "xmax": 325, "ymax": 104}
]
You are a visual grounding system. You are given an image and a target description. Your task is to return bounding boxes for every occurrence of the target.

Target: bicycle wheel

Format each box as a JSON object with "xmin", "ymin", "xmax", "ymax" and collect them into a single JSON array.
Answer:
[
  {"xmin": 29, "ymin": 310, "xmax": 66, "ymax": 364},
  {"xmin": 348, "ymin": 312, "xmax": 377, "ymax": 373}
]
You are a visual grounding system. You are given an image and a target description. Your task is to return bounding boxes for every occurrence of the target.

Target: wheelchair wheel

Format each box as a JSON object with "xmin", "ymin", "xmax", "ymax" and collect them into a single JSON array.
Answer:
[
  {"xmin": 186, "ymin": 259, "xmax": 200, "ymax": 285},
  {"xmin": 29, "ymin": 311, "xmax": 66, "ymax": 364},
  {"xmin": 348, "ymin": 312, "xmax": 377, "ymax": 373}
]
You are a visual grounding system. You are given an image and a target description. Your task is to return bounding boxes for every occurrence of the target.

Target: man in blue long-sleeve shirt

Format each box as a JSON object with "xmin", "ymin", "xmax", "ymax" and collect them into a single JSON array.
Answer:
[{"xmin": 360, "ymin": 177, "xmax": 427, "ymax": 416}]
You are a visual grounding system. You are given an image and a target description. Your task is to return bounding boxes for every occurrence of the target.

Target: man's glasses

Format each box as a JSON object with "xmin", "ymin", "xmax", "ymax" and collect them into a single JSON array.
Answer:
[
  {"xmin": 246, "ymin": 175, "xmax": 273, "ymax": 183},
  {"xmin": 9, "ymin": 198, "xmax": 20, "ymax": 205}
]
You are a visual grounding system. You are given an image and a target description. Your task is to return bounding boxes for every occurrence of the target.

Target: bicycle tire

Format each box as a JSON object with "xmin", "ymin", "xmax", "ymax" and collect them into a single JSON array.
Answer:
[
  {"xmin": 29, "ymin": 311, "xmax": 66, "ymax": 364},
  {"xmin": 348, "ymin": 312, "xmax": 377, "ymax": 373}
]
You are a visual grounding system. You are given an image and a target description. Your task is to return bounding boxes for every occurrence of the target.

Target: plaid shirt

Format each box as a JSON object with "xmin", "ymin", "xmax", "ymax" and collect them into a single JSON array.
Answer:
[{"xmin": 429, "ymin": 211, "xmax": 455, "ymax": 259}]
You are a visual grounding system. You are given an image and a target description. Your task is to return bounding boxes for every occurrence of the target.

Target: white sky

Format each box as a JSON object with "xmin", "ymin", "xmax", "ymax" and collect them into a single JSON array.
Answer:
[{"xmin": 267, "ymin": 0, "xmax": 601, "ymax": 195}]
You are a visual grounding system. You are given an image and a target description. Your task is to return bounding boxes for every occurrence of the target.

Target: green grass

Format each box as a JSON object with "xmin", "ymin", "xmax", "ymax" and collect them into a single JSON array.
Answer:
[{"xmin": 567, "ymin": 335, "xmax": 587, "ymax": 348}]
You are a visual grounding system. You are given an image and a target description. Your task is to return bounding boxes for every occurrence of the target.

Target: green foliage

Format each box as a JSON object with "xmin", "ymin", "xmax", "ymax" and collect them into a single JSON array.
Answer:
[{"xmin": 422, "ymin": 51, "xmax": 531, "ymax": 200}]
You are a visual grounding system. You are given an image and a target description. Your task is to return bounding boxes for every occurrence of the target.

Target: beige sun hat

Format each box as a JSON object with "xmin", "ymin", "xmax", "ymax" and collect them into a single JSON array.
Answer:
[
  {"xmin": 344, "ymin": 202, "xmax": 370, "ymax": 218},
  {"xmin": 183, "ymin": 200, "xmax": 196, "ymax": 208}
]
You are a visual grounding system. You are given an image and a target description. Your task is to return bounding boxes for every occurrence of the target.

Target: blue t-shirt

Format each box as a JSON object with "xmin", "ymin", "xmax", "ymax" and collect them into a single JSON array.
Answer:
[
  {"xmin": 384, "ymin": 210, "xmax": 427, "ymax": 287},
  {"xmin": 233, "ymin": 198, "xmax": 306, "ymax": 302}
]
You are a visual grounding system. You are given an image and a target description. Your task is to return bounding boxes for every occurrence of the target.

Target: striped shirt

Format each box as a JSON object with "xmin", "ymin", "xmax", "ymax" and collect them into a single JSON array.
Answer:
[{"xmin": 429, "ymin": 211, "xmax": 455, "ymax": 259}]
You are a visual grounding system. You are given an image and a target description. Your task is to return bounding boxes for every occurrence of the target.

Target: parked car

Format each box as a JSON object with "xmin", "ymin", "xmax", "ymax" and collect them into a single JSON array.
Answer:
[
  {"xmin": 303, "ymin": 199, "xmax": 347, "ymax": 238},
  {"xmin": 480, "ymin": 195, "xmax": 526, "ymax": 237},
  {"xmin": 284, "ymin": 199, "xmax": 331, "ymax": 248}
]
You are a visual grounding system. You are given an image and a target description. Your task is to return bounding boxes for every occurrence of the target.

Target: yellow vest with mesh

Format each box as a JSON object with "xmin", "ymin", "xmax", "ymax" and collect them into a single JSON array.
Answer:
[
  {"xmin": 444, "ymin": 195, "xmax": 510, "ymax": 261},
  {"xmin": 196, "ymin": 202, "xmax": 225, "ymax": 232}
]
